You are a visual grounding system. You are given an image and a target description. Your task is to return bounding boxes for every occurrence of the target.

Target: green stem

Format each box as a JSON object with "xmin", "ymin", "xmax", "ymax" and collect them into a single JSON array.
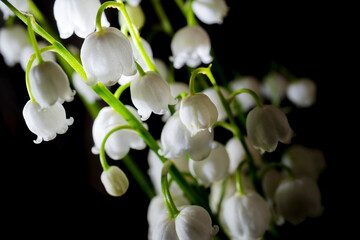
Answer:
[
  {"xmin": 135, "ymin": 61, "xmax": 146, "ymax": 76},
  {"xmin": 227, "ymin": 88, "xmax": 263, "ymax": 108},
  {"xmin": 150, "ymin": 0, "xmax": 174, "ymax": 36},
  {"xmin": 174, "ymin": 0, "xmax": 186, "ymax": 15},
  {"xmin": 236, "ymin": 160, "xmax": 249, "ymax": 195},
  {"xmin": 161, "ymin": 161, "xmax": 180, "ymax": 218},
  {"xmin": 214, "ymin": 121, "xmax": 236, "ymax": 135},
  {"xmin": 123, "ymin": 154, "xmax": 156, "ymax": 199},
  {"xmin": 185, "ymin": 0, "xmax": 197, "ymax": 26},
  {"xmin": 25, "ymin": 54, "xmax": 36, "ymax": 101},
  {"xmin": 114, "ymin": 81, "xmax": 131, "ymax": 99},
  {"xmin": 99, "ymin": 125, "xmax": 136, "ymax": 171},
  {"xmin": 27, "ymin": 16, "xmax": 44, "ymax": 64}
]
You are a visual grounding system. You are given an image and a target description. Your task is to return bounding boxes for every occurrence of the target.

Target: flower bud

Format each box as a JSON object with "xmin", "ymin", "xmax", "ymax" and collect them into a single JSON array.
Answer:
[
  {"xmin": 192, "ymin": 0, "xmax": 229, "ymax": 24},
  {"xmin": 29, "ymin": 61, "xmax": 76, "ymax": 109},
  {"xmin": 274, "ymin": 176, "xmax": 324, "ymax": 225},
  {"xmin": 286, "ymin": 78, "xmax": 316, "ymax": 108},
  {"xmin": 101, "ymin": 166, "xmax": 129, "ymax": 197},
  {"xmin": 80, "ymin": 27, "xmax": 137, "ymax": 86},
  {"xmin": 171, "ymin": 25, "xmax": 212, "ymax": 69},
  {"xmin": 246, "ymin": 105, "xmax": 294, "ymax": 153},
  {"xmin": 222, "ymin": 191, "xmax": 271, "ymax": 240},
  {"xmin": 159, "ymin": 112, "xmax": 215, "ymax": 161},
  {"xmin": 152, "ymin": 205, "xmax": 218, "ymax": 240},
  {"xmin": 22, "ymin": 100, "xmax": 73, "ymax": 144},
  {"xmin": 0, "ymin": 24, "xmax": 30, "ymax": 67},
  {"xmin": 179, "ymin": 93, "xmax": 218, "ymax": 136},
  {"xmin": 130, "ymin": 71, "xmax": 176, "ymax": 121},
  {"xmin": 92, "ymin": 106, "xmax": 147, "ymax": 160},
  {"xmin": 53, "ymin": 0, "xmax": 109, "ymax": 39},
  {"xmin": 189, "ymin": 141, "xmax": 230, "ymax": 186}
]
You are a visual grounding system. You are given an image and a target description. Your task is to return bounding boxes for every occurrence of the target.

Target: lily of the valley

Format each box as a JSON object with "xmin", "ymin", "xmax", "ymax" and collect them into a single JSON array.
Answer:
[
  {"xmin": 179, "ymin": 93, "xmax": 218, "ymax": 136},
  {"xmin": 152, "ymin": 205, "xmax": 219, "ymax": 240},
  {"xmin": 101, "ymin": 165, "xmax": 129, "ymax": 197},
  {"xmin": 80, "ymin": 27, "xmax": 137, "ymax": 86},
  {"xmin": 53, "ymin": 0, "xmax": 109, "ymax": 39},
  {"xmin": 286, "ymin": 78, "xmax": 317, "ymax": 108},
  {"xmin": 29, "ymin": 61, "xmax": 75, "ymax": 109},
  {"xmin": 246, "ymin": 105, "xmax": 294, "ymax": 153},
  {"xmin": 130, "ymin": 71, "xmax": 176, "ymax": 121},
  {"xmin": 92, "ymin": 106, "xmax": 147, "ymax": 160},
  {"xmin": 192, "ymin": 0, "xmax": 229, "ymax": 25},
  {"xmin": 23, "ymin": 100, "xmax": 74, "ymax": 144},
  {"xmin": 171, "ymin": 25, "xmax": 212, "ymax": 69}
]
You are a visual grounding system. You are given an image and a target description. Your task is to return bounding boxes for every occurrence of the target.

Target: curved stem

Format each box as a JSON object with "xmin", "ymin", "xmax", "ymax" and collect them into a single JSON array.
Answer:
[
  {"xmin": 25, "ymin": 55, "xmax": 36, "ymax": 102},
  {"xmin": 161, "ymin": 161, "xmax": 180, "ymax": 218},
  {"xmin": 227, "ymin": 88, "xmax": 263, "ymax": 108},
  {"xmin": 27, "ymin": 16, "xmax": 44, "ymax": 64},
  {"xmin": 236, "ymin": 160, "xmax": 249, "ymax": 195},
  {"xmin": 114, "ymin": 81, "xmax": 131, "ymax": 99},
  {"xmin": 214, "ymin": 121, "xmax": 236, "ymax": 135},
  {"xmin": 99, "ymin": 125, "xmax": 136, "ymax": 171}
]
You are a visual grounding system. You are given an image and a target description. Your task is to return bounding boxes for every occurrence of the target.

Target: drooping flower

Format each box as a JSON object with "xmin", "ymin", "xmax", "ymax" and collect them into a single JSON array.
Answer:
[
  {"xmin": 286, "ymin": 78, "xmax": 317, "ymax": 108},
  {"xmin": 22, "ymin": 100, "xmax": 74, "ymax": 144},
  {"xmin": 53, "ymin": 0, "xmax": 109, "ymax": 39},
  {"xmin": 189, "ymin": 141, "xmax": 230, "ymax": 187},
  {"xmin": 171, "ymin": 25, "xmax": 212, "ymax": 69},
  {"xmin": 281, "ymin": 144, "xmax": 326, "ymax": 181},
  {"xmin": 152, "ymin": 205, "xmax": 219, "ymax": 240},
  {"xmin": 246, "ymin": 105, "xmax": 294, "ymax": 153},
  {"xmin": 159, "ymin": 112, "xmax": 215, "ymax": 161},
  {"xmin": 20, "ymin": 42, "xmax": 56, "ymax": 71},
  {"xmin": 29, "ymin": 61, "xmax": 76, "ymax": 109},
  {"xmin": 147, "ymin": 194, "xmax": 190, "ymax": 239},
  {"xmin": 130, "ymin": 71, "xmax": 176, "ymax": 121},
  {"xmin": 179, "ymin": 93, "xmax": 218, "ymax": 136},
  {"xmin": 274, "ymin": 176, "xmax": 324, "ymax": 225},
  {"xmin": 229, "ymin": 76, "xmax": 262, "ymax": 112},
  {"xmin": 0, "ymin": 0, "xmax": 28, "ymax": 20},
  {"xmin": 100, "ymin": 165, "xmax": 129, "ymax": 197},
  {"xmin": 92, "ymin": 106, "xmax": 147, "ymax": 160},
  {"xmin": 0, "ymin": 24, "xmax": 30, "ymax": 67},
  {"xmin": 222, "ymin": 191, "xmax": 271, "ymax": 240},
  {"xmin": 192, "ymin": 0, "xmax": 229, "ymax": 24},
  {"xmin": 80, "ymin": 27, "xmax": 137, "ymax": 86}
]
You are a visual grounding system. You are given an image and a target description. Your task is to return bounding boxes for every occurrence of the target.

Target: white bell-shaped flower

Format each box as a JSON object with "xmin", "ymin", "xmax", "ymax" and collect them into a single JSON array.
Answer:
[
  {"xmin": 281, "ymin": 144, "xmax": 326, "ymax": 181},
  {"xmin": 148, "ymin": 146, "xmax": 189, "ymax": 195},
  {"xmin": 152, "ymin": 205, "xmax": 218, "ymax": 240},
  {"xmin": 0, "ymin": 24, "xmax": 30, "ymax": 67},
  {"xmin": 147, "ymin": 194, "xmax": 190, "ymax": 239},
  {"xmin": 130, "ymin": 71, "xmax": 176, "ymax": 121},
  {"xmin": 246, "ymin": 105, "xmax": 294, "ymax": 153},
  {"xmin": 286, "ymin": 78, "xmax": 317, "ymax": 108},
  {"xmin": 100, "ymin": 165, "xmax": 129, "ymax": 197},
  {"xmin": 161, "ymin": 82, "xmax": 190, "ymax": 122},
  {"xmin": 225, "ymin": 136, "xmax": 262, "ymax": 174},
  {"xmin": 179, "ymin": 93, "xmax": 218, "ymax": 136},
  {"xmin": 53, "ymin": 0, "xmax": 109, "ymax": 39},
  {"xmin": 71, "ymin": 71, "xmax": 100, "ymax": 104},
  {"xmin": 209, "ymin": 175, "xmax": 236, "ymax": 214},
  {"xmin": 202, "ymin": 86, "xmax": 232, "ymax": 121},
  {"xmin": 23, "ymin": 100, "xmax": 74, "ymax": 144},
  {"xmin": 159, "ymin": 112, "xmax": 215, "ymax": 161},
  {"xmin": 92, "ymin": 106, "xmax": 147, "ymax": 160},
  {"xmin": 229, "ymin": 76, "xmax": 261, "ymax": 112},
  {"xmin": 189, "ymin": 141, "xmax": 230, "ymax": 187},
  {"xmin": 29, "ymin": 61, "xmax": 76, "ymax": 109},
  {"xmin": 0, "ymin": 0, "xmax": 28, "ymax": 20},
  {"xmin": 171, "ymin": 25, "xmax": 212, "ymax": 69},
  {"xmin": 274, "ymin": 176, "xmax": 324, "ymax": 225},
  {"xmin": 192, "ymin": 0, "xmax": 229, "ymax": 24},
  {"xmin": 222, "ymin": 191, "xmax": 271, "ymax": 240},
  {"xmin": 260, "ymin": 72, "xmax": 288, "ymax": 104},
  {"xmin": 20, "ymin": 42, "xmax": 56, "ymax": 71},
  {"xmin": 119, "ymin": 4, "xmax": 145, "ymax": 31},
  {"xmin": 81, "ymin": 27, "xmax": 137, "ymax": 86},
  {"xmin": 262, "ymin": 168, "xmax": 284, "ymax": 203}
]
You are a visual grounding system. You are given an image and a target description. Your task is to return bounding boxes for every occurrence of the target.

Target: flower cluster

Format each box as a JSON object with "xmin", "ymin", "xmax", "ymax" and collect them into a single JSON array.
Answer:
[{"xmin": 0, "ymin": 0, "xmax": 326, "ymax": 239}]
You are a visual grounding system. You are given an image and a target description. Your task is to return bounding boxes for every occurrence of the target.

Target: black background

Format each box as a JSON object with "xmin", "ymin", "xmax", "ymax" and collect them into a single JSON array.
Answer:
[{"xmin": 0, "ymin": 0, "xmax": 354, "ymax": 238}]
